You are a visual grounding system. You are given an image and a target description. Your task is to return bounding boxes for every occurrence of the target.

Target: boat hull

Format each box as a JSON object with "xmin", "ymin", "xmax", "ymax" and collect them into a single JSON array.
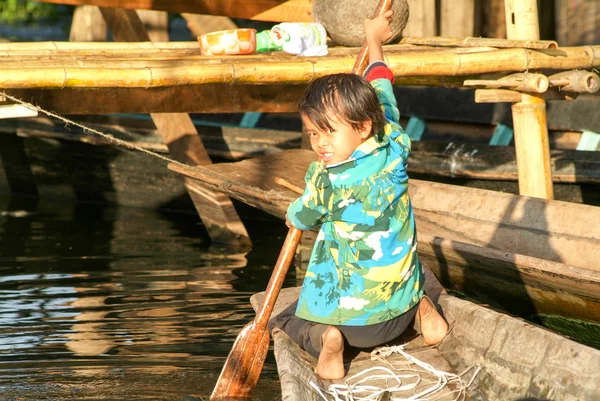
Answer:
[{"xmin": 252, "ymin": 286, "xmax": 600, "ymax": 401}]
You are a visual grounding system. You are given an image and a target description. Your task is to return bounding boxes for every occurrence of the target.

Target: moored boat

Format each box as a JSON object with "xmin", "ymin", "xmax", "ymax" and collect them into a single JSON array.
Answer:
[
  {"xmin": 250, "ymin": 267, "xmax": 600, "ymax": 400},
  {"xmin": 168, "ymin": 149, "xmax": 600, "ymax": 336}
]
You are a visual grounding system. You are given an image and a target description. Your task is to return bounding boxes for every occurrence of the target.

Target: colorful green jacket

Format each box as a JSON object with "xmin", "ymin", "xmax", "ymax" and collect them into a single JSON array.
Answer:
[{"xmin": 287, "ymin": 63, "xmax": 424, "ymax": 326}]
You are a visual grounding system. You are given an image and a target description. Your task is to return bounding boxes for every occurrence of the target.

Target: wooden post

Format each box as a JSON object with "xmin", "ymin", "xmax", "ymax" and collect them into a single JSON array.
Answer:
[
  {"xmin": 100, "ymin": 7, "xmax": 251, "ymax": 249},
  {"xmin": 69, "ymin": 5, "xmax": 107, "ymax": 41},
  {"xmin": 136, "ymin": 9, "xmax": 169, "ymax": 42},
  {"xmin": 504, "ymin": 0, "xmax": 553, "ymax": 199},
  {"xmin": 482, "ymin": 0, "xmax": 506, "ymax": 38},
  {"xmin": 441, "ymin": 0, "xmax": 476, "ymax": 37},
  {"xmin": 403, "ymin": 0, "xmax": 436, "ymax": 37}
]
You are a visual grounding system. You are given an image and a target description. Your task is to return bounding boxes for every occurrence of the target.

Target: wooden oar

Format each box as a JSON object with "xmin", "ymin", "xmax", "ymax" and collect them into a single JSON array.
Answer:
[{"xmin": 210, "ymin": 1, "xmax": 394, "ymax": 399}]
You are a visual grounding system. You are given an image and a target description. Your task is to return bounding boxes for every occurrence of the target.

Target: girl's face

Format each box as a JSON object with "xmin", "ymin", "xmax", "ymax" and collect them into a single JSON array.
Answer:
[{"xmin": 302, "ymin": 114, "xmax": 372, "ymax": 165}]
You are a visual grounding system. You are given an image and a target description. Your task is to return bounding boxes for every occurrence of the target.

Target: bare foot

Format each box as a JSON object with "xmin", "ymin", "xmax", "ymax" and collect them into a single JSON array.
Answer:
[
  {"xmin": 316, "ymin": 326, "xmax": 345, "ymax": 380},
  {"xmin": 418, "ymin": 296, "xmax": 448, "ymax": 345}
]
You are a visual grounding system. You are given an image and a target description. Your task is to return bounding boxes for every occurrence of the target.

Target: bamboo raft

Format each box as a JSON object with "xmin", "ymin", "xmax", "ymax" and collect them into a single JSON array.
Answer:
[
  {"xmin": 251, "ymin": 268, "xmax": 600, "ymax": 400},
  {"xmin": 168, "ymin": 149, "xmax": 600, "ymax": 336}
]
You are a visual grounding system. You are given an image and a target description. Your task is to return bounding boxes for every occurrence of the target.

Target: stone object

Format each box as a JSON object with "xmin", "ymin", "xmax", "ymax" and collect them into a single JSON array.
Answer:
[{"xmin": 312, "ymin": 0, "xmax": 409, "ymax": 47}]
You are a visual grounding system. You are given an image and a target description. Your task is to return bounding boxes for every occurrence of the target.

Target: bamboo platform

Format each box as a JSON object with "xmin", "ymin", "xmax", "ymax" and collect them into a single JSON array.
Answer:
[
  {"xmin": 1, "ymin": 41, "xmax": 598, "ymax": 115},
  {"xmin": 1, "ymin": 42, "xmax": 599, "ymax": 88}
]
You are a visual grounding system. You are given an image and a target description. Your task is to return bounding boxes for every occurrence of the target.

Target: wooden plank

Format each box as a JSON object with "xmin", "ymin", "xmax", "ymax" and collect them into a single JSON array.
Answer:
[
  {"xmin": 6, "ymin": 85, "xmax": 600, "ymax": 135},
  {"xmin": 402, "ymin": 0, "xmax": 436, "ymax": 36},
  {"xmin": 101, "ymin": 7, "xmax": 250, "ymax": 249},
  {"xmin": 34, "ymin": 0, "xmax": 313, "ymax": 22},
  {"xmin": 0, "ymin": 104, "xmax": 38, "ymax": 119},
  {"xmin": 69, "ymin": 5, "xmax": 107, "ymax": 41},
  {"xmin": 440, "ymin": 0, "xmax": 475, "ymax": 37}
]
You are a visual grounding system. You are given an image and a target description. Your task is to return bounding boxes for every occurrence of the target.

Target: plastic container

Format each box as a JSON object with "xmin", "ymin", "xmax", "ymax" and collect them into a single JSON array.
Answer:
[
  {"xmin": 198, "ymin": 28, "xmax": 256, "ymax": 56},
  {"xmin": 256, "ymin": 22, "xmax": 328, "ymax": 56}
]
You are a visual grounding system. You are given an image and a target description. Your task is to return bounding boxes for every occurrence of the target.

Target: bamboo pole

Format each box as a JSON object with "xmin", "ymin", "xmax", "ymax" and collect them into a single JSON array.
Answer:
[
  {"xmin": 513, "ymin": 94, "xmax": 553, "ymax": 198},
  {"xmin": 548, "ymin": 70, "xmax": 600, "ymax": 93},
  {"xmin": 464, "ymin": 73, "xmax": 548, "ymax": 93},
  {"xmin": 1, "ymin": 45, "xmax": 599, "ymax": 89},
  {"xmin": 505, "ymin": 0, "xmax": 540, "ymax": 41},
  {"xmin": 400, "ymin": 36, "xmax": 558, "ymax": 49},
  {"xmin": 505, "ymin": 0, "xmax": 553, "ymax": 200}
]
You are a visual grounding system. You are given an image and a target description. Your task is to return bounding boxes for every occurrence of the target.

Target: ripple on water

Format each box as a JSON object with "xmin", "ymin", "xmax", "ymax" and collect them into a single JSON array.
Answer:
[{"xmin": 0, "ymin": 198, "xmax": 290, "ymax": 400}]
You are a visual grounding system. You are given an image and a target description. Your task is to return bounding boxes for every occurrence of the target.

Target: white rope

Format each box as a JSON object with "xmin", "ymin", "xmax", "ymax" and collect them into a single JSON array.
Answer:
[
  {"xmin": 310, "ymin": 345, "xmax": 480, "ymax": 401},
  {"xmin": 0, "ymin": 90, "xmax": 187, "ymax": 169}
]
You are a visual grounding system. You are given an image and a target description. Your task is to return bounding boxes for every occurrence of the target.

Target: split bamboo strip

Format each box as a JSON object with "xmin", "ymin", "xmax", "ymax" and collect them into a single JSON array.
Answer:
[
  {"xmin": 400, "ymin": 36, "xmax": 558, "ymax": 49},
  {"xmin": 474, "ymin": 89, "xmax": 524, "ymax": 103},
  {"xmin": 0, "ymin": 45, "xmax": 599, "ymax": 89}
]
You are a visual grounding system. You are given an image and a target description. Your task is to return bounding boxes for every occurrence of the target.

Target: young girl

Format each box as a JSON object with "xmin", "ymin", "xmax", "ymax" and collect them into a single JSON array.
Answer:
[{"xmin": 271, "ymin": 10, "xmax": 448, "ymax": 380}]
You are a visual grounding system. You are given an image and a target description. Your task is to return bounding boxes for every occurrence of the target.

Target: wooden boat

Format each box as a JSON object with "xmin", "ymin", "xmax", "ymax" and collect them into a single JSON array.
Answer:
[
  {"xmin": 2, "ymin": 112, "xmax": 598, "ymax": 211},
  {"xmin": 250, "ymin": 267, "xmax": 600, "ymax": 400},
  {"xmin": 168, "ymin": 149, "xmax": 600, "ymax": 337}
]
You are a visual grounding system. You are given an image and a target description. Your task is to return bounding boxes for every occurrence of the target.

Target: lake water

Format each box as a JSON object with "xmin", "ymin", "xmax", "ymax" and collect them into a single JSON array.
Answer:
[{"xmin": 0, "ymin": 195, "xmax": 291, "ymax": 400}]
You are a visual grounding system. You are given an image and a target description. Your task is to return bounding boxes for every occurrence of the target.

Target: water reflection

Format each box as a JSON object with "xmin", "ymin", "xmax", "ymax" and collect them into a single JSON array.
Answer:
[{"xmin": 0, "ymin": 196, "xmax": 290, "ymax": 400}]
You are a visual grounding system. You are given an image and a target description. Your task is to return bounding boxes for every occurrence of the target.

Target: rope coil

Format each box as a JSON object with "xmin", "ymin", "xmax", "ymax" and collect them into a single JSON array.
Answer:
[{"xmin": 310, "ymin": 345, "xmax": 480, "ymax": 401}]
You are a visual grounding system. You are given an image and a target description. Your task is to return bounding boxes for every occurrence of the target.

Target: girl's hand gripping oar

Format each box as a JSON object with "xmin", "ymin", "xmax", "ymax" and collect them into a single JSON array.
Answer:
[{"xmin": 210, "ymin": 1, "xmax": 394, "ymax": 399}]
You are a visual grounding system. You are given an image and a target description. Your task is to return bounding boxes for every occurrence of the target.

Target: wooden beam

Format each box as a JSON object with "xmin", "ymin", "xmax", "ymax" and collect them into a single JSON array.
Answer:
[
  {"xmin": 505, "ymin": 0, "xmax": 553, "ymax": 200},
  {"xmin": 101, "ymin": 7, "xmax": 251, "ymax": 249},
  {"xmin": 34, "ymin": 0, "xmax": 313, "ymax": 22},
  {"xmin": 4, "ymin": 84, "xmax": 307, "ymax": 114}
]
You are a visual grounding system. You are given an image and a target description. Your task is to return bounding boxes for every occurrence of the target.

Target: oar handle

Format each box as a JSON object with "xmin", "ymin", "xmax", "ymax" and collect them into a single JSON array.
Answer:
[
  {"xmin": 255, "ymin": 227, "xmax": 303, "ymax": 327},
  {"xmin": 352, "ymin": 0, "xmax": 395, "ymax": 75}
]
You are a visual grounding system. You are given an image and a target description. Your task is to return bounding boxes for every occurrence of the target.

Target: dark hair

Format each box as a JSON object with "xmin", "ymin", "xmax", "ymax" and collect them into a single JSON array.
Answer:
[{"xmin": 298, "ymin": 73, "xmax": 385, "ymax": 137}]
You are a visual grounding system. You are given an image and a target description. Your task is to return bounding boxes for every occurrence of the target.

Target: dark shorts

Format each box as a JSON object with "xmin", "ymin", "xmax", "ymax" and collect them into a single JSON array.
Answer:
[{"xmin": 268, "ymin": 300, "xmax": 419, "ymax": 359}]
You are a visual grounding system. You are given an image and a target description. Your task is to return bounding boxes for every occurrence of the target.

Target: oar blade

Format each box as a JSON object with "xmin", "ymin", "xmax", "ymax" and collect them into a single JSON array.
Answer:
[{"xmin": 210, "ymin": 321, "xmax": 271, "ymax": 400}]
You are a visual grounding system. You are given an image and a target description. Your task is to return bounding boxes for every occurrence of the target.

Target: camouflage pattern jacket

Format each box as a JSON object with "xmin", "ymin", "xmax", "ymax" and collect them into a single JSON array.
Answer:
[{"xmin": 287, "ymin": 62, "xmax": 424, "ymax": 326}]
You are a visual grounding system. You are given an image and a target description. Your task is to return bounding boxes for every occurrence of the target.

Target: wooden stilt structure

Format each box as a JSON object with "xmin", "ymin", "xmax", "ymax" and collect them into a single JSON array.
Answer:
[
  {"xmin": 100, "ymin": 7, "xmax": 251, "ymax": 249},
  {"xmin": 505, "ymin": 0, "xmax": 554, "ymax": 199}
]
